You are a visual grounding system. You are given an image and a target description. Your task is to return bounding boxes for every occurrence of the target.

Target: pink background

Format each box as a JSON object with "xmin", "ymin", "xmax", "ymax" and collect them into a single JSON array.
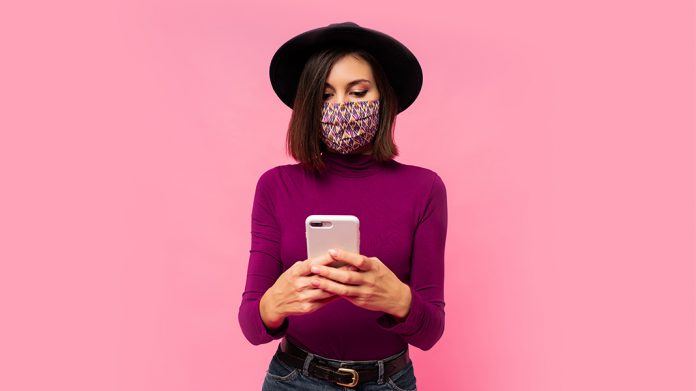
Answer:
[{"xmin": 0, "ymin": 0, "xmax": 693, "ymax": 390}]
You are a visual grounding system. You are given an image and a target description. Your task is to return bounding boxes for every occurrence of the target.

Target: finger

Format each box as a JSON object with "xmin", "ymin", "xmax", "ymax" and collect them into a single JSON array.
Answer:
[
  {"xmin": 314, "ymin": 251, "xmax": 349, "ymax": 268},
  {"xmin": 310, "ymin": 264, "xmax": 363, "ymax": 286},
  {"xmin": 294, "ymin": 253, "xmax": 333, "ymax": 277},
  {"xmin": 295, "ymin": 252, "xmax": 364, "ymax": 277},
  {"xmin": 303, "ymin": 286, "xmax": 337, "ymax": 300},
  {"xmin": 307, "ymin": 288, "xmax": 338, "ymax": 301},
  {"xmin": 311, "ymin": 276, "xmax": 360, "ymax": 297},
  {"xmin": 327, "ymin": 249, "xmax": 372, "ymax": 271},
  {"xmin": 313, "ymin": 295, "xmax": 342, "ymax": 305},
  {"xmin": 293, "ymin": 276, "xmax": 322, "ymax": 291},
  {"xmin": 304, "ymin": 295, "xmax": 342, "ymax": 312}
]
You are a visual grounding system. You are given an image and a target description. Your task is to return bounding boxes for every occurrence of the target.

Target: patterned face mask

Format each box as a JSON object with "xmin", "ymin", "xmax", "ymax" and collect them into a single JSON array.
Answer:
[{"xmin": 320, "ymin": 99, "xmax": 380, "ymax": 154}]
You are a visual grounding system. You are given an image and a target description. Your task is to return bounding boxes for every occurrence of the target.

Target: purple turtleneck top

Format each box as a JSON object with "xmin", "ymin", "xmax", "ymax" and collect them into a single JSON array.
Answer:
[{"xmin": 238, "ymin": 150, "xmax": 448, "ymax": 360}]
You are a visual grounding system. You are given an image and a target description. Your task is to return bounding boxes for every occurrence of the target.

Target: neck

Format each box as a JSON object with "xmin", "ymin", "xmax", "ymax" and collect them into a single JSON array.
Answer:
[{"xmin": 320, "ymin": 149, "xmax": 382, "ymax": 178}]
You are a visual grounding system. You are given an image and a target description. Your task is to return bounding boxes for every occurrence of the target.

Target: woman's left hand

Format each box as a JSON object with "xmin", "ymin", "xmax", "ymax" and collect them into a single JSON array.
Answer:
[{"xmin": 309, "ymin": 248, "xmax": 412, "ymax": 320}]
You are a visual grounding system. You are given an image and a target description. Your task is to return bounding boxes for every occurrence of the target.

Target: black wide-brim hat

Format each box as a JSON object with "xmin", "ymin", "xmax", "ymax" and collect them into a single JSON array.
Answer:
[{"xmin": 269, "ymin": 21, "xmax": 423, "ymax": 113}]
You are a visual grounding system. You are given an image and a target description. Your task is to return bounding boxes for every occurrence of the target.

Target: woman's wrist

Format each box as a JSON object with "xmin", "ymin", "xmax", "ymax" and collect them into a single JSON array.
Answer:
[
  {"xmin": 392, "ymin": 283, "xmax": 412, "ymax": 321},
  {"xmin": 260, "ymin": 289, "xmax": 285, "ymax": 330}
]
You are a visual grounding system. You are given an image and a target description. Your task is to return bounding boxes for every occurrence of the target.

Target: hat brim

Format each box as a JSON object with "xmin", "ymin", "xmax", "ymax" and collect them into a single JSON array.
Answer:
[{"xmin": 269, "ymin": 22, "xmax": 423, "ymax": 113}]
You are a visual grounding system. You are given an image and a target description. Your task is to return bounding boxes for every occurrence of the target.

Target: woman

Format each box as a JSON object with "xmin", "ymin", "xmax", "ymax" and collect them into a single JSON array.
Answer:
[{"xmin": 238, "ymin": 22, "xmax": 448, "ymax": 390}]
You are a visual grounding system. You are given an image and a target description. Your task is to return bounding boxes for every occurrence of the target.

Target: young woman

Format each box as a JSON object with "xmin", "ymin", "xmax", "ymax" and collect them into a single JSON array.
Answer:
[{"xmin": 238, "ymin": 22, "xmax": 448, "ymax": 390}]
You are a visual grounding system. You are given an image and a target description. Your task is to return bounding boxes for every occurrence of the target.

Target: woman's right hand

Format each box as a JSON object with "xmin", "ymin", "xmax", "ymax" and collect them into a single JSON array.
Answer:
[{"xmin": 260, "ymin": 252, "xmax": 358, "ymax": 329}]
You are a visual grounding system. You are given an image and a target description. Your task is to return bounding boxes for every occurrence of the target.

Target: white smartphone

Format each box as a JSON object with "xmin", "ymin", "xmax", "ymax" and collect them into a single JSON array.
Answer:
[{"xmin": 305, "ymin": 215, "xmax": 360, "ymax": 268}]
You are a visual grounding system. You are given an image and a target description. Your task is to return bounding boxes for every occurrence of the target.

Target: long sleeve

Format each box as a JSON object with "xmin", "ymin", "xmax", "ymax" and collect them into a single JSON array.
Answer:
[
  {"xmin": 238, "ymin": 167, "xmax": 289, "ymax": 345},
  {"xmin": 376, "ymin": 173, "xmax": 448, "ymax": 350}
]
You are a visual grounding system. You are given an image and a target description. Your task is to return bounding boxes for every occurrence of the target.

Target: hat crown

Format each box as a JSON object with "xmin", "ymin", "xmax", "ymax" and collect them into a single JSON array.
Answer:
[{"xmin": 327, "ymin": 22, "xmax": 360, "ymax": 28}]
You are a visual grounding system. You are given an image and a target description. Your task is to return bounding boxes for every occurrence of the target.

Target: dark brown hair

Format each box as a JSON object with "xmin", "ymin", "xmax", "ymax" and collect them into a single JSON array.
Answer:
[{"xmin": 285, "ymin": 46, "xmax": 400, "ymax": 174}]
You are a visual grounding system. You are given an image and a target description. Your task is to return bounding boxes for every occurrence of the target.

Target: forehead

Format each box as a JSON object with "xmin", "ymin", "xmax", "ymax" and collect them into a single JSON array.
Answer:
[{"xmin": 325, "ymin": 54, "xmax": 374, "ymax": 84}]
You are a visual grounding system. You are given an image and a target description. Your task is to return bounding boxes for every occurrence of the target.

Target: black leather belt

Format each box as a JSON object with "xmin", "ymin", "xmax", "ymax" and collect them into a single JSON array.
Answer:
[{"xmin": 275, "ymin": 337, "xmax": 410, "ymax": 388}]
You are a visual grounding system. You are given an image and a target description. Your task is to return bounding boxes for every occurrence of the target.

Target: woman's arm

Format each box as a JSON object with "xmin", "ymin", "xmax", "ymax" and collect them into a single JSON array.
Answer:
[
  {"xmin": 238, "ymin": 167, "xmax": 290, "ymax": 345},
  {"xmin": 376, "ymin": 173, "xmax": 448, "ymax": 351}
]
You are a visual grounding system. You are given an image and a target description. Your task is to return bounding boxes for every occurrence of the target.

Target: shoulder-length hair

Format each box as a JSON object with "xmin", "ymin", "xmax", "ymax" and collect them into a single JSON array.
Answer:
[{"xmin": 285, "ymin": 46, "xmax": 400, "ymax": 174}]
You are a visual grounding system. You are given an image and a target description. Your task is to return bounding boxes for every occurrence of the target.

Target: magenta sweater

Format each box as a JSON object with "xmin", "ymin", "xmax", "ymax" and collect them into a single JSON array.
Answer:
[{"xmin": 238, "ymin": 150, "xmax": 448, "ymax": 360}]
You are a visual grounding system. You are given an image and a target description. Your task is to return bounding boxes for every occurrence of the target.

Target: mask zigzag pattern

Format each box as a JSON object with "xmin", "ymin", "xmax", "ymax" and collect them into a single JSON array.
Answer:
[{"xmin": 321, "ymin": 99, "xmax": 380, "ymax": 154}]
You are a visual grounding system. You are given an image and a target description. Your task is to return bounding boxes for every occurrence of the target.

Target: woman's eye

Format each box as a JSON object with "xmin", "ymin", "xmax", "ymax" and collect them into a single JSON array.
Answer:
[{"xmin": 322, "ymin": 91, "xmax": 368, "ymax": 100}]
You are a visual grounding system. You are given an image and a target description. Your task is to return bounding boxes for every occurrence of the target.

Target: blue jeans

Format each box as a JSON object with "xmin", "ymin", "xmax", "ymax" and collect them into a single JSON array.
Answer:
[{"xmin": 261, "ymin": 343, "xmax": 417, "ymax": 391}]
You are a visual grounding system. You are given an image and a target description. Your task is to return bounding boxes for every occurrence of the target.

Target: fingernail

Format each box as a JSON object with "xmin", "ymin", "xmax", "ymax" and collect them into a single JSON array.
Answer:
[
  {"xmin": 329, "ymin": 248, "xmax": 337, "ymax": 256},
  {"xmin": 311, "ymin": 266, "xmax": 320, "ymax": 273}
]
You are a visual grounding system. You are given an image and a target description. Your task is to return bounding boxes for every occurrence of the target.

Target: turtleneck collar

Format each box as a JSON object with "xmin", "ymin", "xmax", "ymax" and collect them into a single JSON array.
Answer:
[{"xmin": 320, "ymin": 150, "xmax": 383, "ymax": 178}]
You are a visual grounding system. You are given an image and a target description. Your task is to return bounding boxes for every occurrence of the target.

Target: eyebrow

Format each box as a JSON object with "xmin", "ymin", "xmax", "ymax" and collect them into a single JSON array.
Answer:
[{"xmin": 324, "ymin": 79, "xmax": 372, "ymax": 89}]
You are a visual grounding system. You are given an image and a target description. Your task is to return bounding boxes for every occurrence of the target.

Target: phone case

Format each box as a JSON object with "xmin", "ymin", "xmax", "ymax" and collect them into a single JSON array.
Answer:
[{"xmin": 305, "ymin": 215, "xmax": 360, "ymax": 268}]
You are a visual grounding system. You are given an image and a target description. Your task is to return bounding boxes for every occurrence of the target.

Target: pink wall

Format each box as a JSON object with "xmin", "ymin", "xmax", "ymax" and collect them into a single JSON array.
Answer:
[{"xmin": 0, "ymin": 0, "xmax": 693, "ymax": 390}]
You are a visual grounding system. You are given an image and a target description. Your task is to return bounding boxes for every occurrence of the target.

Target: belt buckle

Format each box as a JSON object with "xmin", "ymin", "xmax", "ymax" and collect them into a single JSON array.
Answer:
[{"xmin": 336, "ymin": 367, "xmax": 359, "ymax": 387}]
